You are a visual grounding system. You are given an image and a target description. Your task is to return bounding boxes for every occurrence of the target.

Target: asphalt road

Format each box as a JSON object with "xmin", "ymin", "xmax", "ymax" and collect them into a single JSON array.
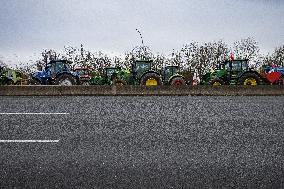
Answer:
[{"xmin": 0, "ymin": 96, "xmax": 284, "ymax": 188}]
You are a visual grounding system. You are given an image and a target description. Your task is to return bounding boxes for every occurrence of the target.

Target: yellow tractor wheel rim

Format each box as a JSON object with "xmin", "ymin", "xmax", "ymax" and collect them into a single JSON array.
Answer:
[
  {"xmin": 146, "ymin": 78, "xmax": 158, "ymax": 86},
  {"xmin": 213, "ymin": 82, "xmax": 221, "ymax": 86},
  {"xmin": 244, "ymin": 78, "xmax": 257, "ymax": 85}
]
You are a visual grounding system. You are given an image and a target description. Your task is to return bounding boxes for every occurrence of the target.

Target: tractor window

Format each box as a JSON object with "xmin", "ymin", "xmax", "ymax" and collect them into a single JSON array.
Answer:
[
  {"xmin": 55, "ymin": 62, "xmax": 64, "ymax": 73},
  {"xmin": 241, "ymin": 61, "xmax": 249, "ymax": 70},
  {"xmin": 165, "ymin": 67, "xmax": 178, "ymax": 77},
  {"xmin": 106, "ymin": 69, "xmax": 116, "ymax": 77},
  {"xmin": 135, "ymin": 62, "xmax": 150, "ymax": 73},
  {"xmin": 223, "ymin": 61, "xmax": 230, "ymax": 70},
  {"xmin": 231, "ymin": 61, "xmax": 242, "ymax": 71},
  {"xmin": 218, "ymin": 64, "xmax": 225, "ymax": 70}
]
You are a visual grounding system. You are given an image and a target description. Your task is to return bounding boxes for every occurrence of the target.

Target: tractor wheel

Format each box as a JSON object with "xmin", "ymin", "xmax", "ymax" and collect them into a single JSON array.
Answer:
[
  {"xmin": 6, "ymin": 80, "xmax": 14, "ymax": 85},
  {"xmin": 170, "ymin": 77, "xmax": 186, "ymax": 86},
  {"xmin": 113, "ymin": 79, "xmax": 127, "ymax": 86},
  {"xmin": 276, "ymin": 75, "xmax": 284, "ymax": 85},
  {"xmin": 15, "ymin": 81, "xmax": 21, "ymax": 85},
  {"xmin": 55, "ymin": 74, "xmax": 76, "ymax": 86},
  {"xmin": 28, "ymin": 78, "xmax": 41, "ymax": 85},
  {"xmin": 82, "ymin": 81, "xmax": 90, "ymax": 86},
  {"xmin": 209, "ymin": 78, "xmax": 225, "ymax": 86},
  {"xmin": 279, "ymin": 76, "xmax": 284, "ymax": 85},
  {"xmin": 140, "ymin": 73, "xmax": 162, "ymax": 86},
  {"xmin": 238, "ymin": 73, "xmax": 260, "ymax": 86}
]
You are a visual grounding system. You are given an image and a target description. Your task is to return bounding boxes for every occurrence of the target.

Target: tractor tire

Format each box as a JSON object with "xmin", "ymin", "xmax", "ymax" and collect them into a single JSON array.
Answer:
[
  {"xmin": 238, "ymin": 73, "xmax": 260, "ymax": 86},
  {"xmin": 55, "ymin": 74, "xmax": 76, "ymax": 86},
  {"xmin": 6, "ymin": 80, "xmax": 14, "ymax": 85},
  {"xmin": 140, "ymin": 73, "xmax": 162, "ymax": 86},
  {"xmin": 170, "ymin": 77, "xmax": 186, "ymax": 86},
  {"xmin": 209, "ymin": 78, "xmax": 225, "ymax": 86},
  {"xmin": 28, "ymin": 78, "xmax": 41, "ymax": 85},
  {"xmin": 15, "ymin": 81, "xmax": 21, "ymax": 85},
  {"xmin": 82, "ymin": 81, "xmax": 90, "ymax": 86},
  {"xmin": 113, "ymin": 79, "xmax": 127, "ymax": 86},
  {"xmin": 278, "ymin": 76, "xmax": 284, "ymax": 85}
]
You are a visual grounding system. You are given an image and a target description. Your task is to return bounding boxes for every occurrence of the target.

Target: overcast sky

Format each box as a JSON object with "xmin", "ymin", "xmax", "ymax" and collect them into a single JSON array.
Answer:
[{"xmin": 0, "ymin": 0, "xmax": 283, "ymax": 65}]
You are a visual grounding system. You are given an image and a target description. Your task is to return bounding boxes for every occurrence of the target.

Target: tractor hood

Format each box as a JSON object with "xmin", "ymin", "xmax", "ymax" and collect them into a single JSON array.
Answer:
[{"xmin": 32, "ymin": 71, "xmax": 47, "ymax": 78}]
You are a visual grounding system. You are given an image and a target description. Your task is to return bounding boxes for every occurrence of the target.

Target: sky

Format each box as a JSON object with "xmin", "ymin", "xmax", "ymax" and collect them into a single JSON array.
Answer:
[{"xmin": 0, "ymin": 0, "xmax": 284, "ymax": 66}]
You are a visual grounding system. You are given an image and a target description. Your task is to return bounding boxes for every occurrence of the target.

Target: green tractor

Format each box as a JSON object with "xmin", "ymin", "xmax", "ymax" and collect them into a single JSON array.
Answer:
[
  {"xmin": 0, "ymin": 66, "xmax": 23, "ymax": 85},
  {"xmin": 162, "ymin": 65, "xmax": 194, "ymax": 86},
  {"xmin": 200, "ymin": 59, "xmax": 262, "ymax": 86},
  {"xmin": 113, "ymin": 60, "xmax": 163, "ymax": 86},
  {"xmin": 89, "ymin": 67, "xmax": 118, "ymax": 85},
  {"xmin": 112, "ymin": 61, "xmax": 194, "ymax": 86}
]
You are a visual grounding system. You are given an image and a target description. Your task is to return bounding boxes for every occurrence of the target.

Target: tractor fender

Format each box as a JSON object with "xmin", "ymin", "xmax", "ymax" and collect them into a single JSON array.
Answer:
[
  {"xmin": 32, "ymin": 74, "xmax": 44, "ymax": 85},
  {"xmin": 237, "ymin": 71, "xmax": 263, "ymax": 85},
  {"xmin": 53, "ymin": 72, "xmax": 75, "ymax": 84},
  {"xmin": 139, "ymin": 70, "xmax": 161, "ymax": 83},
  {"xmin": 169, "ymin": 74, "xmax": 185, "ymax": 83},
  {"xmin": 29, "ymin": 77, "xmax": 42, "ymax": 85},
  {"xmin": 237, "ymin": 71, "xmax": 262, "ymax": 80},
  {"xmin": 55, "ymin": 72, "xmax": 77, "ymax": 79}
]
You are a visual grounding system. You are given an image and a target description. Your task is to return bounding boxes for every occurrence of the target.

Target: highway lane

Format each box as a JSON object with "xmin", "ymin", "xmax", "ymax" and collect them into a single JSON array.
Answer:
[{"xmin": 0, "ymin": 96, "xmax": 284, "ymax": 188}]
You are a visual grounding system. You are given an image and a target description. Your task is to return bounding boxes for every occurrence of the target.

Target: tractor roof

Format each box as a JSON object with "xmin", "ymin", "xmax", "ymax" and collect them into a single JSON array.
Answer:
[
  {"xmin": 135, "ymin": 60, "xmax": 153, "ymax": 63},
  {"xmin": 49, "ymin": 60, "xmax": 73, "ymax": 64},
  {"xmin": 74, "ymin": 67, "xmax": 92, "ymax": 70},
  {"xmin": 105, "ymin": 67, "xmax": 117, "ymax": 69},
  {"xmin": 165, "ymin": 65, "xmax": 179, "ymax": 68},
  {"xmin": 225, "ymin": 59, "xmax": 249, "ymax": 62}
]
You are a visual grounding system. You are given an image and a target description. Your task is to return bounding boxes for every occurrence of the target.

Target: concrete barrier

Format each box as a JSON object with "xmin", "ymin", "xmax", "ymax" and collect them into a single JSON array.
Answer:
[{"xmin": 0, "ymin": 85, "xmax": 284, "ymax": 96}]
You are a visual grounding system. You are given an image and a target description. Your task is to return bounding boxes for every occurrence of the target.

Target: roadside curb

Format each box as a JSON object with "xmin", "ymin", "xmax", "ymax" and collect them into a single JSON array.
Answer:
[{"xmin": 1, "ymin": 85, "xmax": 284, "ymax": 96}]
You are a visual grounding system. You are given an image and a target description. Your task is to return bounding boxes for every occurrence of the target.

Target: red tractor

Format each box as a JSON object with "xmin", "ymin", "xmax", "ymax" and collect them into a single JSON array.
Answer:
[
  {"xmin": 74, "ymin": 67, "xmax": 93, "ymax": 85},
  {"xmin": 261, "ymin": 64, "xmax": 284, "ymax": 85}
]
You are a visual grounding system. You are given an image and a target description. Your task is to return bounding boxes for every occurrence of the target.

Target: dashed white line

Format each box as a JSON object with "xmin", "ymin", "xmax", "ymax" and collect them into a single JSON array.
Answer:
[
  {"xmin": 0, "ymin": 140, "xmax": 60, "ymax": 143},
  {"xmin": 0, "ymin": 113, "xmax": 69, "ymax": 115}
]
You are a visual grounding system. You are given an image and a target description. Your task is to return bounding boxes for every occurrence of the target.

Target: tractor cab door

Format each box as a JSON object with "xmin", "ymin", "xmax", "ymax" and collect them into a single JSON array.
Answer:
[
  {"xmin": 229, "ymin": 60, "xmax": 243, "ymax": 80},
  {"xmin": 240, "ymin": 60, "xmax": 249, "ymax": 71},
  {"xmin": 164, "ymin": 66, "xmax": 178, "ymax": 82}
]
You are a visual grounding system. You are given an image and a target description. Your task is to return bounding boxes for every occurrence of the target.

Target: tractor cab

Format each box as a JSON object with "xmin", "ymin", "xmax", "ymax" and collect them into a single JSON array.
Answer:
[
  {"xmin": 45, "ymin": 60, "xmax": 73, "ymax": 79},
  {"xmin": 226, "ymin": 59, "xmax": 249, "ymax": 71},
  {"xmin": 224, "ymin": 59, "xmax": 249, "ymax": 81},
  {"xmin": 163, "ymin": 66, "xmax": 179, "ymax": 82},
  {"xmin": 105, "ymin": 67, "xmax": 117, "ymax": 80},
  {"xmin": 132, "ymin": 60, "xmax": 153, "ymax": 79}
]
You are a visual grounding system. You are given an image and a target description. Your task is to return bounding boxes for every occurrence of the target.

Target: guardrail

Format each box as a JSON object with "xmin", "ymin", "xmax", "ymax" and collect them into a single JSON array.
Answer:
[{"xmin": 0, "ymin": 85, "xmax": 284, "ymax": 96}]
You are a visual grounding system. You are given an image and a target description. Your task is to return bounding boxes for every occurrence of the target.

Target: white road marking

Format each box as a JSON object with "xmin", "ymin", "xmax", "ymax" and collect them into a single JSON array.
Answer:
[
  {"xmin": 0, "ymin": 113, "xmax": 69, "ymax": 115},
  {"xmin": 0, "ymin": 140, "xmax": 60, "ymax": 143}
]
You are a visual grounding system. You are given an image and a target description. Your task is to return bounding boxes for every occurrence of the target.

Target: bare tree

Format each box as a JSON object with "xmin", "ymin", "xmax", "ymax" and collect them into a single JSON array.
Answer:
[
  {"xmin": 0, "ymin": 58, "xmax": 7, "ymax": 68},
  {"xmin": 181, "ymin": 42, "xmax": 199, "ymax": 71},
  {"xmin": 153, "ymin": 54, "xmax": 168, "ymax": 70},
  {"xmin": 41, "ymin": 49, "xmax": 63, "ymax": 64},
  {"xmin": 271, "ymin": 46, "xmax": 284, "ymax": 66},
  {"xmin": 233, "ymin": 37, "xmax": 260, "ymax": 66},
  {"xmin": 181, "ymin": 40, "xmax": 229, "ymax": 77},
  {"xmin": 211, "ymin": 40, "xmax": 229, "ymax": 67}
]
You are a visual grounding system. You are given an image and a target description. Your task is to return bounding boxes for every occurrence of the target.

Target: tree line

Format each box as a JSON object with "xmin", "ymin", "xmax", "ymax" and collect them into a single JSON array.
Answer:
[{"xmin": 1, "ymin": 37, "xmax": 284, "ymax": 77}]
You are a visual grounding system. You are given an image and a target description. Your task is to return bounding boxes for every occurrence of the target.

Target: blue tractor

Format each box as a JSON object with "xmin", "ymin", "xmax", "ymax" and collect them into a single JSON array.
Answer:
[{"xmin": 30, "ymin": 60, "xmax": 80, "ymax": 85}]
